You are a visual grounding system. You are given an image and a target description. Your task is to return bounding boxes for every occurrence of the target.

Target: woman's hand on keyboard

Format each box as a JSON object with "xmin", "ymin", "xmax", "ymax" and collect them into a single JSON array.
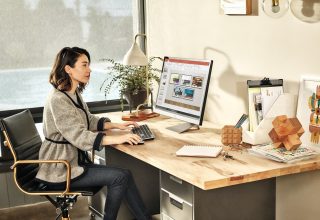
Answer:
[
  {"xmin": 102, "ymin": 133, "xmax": 142, "ymax": 145},
  {"xmin": 115, "ymin": 133, "xmax": 142, "ymax": 145},
  {"xmin": 106, "ymin": 121, "xmax": 139, "ymax": 130}
]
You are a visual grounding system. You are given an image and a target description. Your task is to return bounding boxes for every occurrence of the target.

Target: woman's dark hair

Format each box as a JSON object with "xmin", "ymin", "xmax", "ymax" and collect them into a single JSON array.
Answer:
[{"xmin": 49, "ymin": 47, "xmax": 91, "ymax": 93}]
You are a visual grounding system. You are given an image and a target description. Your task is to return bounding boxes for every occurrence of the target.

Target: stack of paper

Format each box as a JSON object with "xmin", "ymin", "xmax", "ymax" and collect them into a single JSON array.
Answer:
[
  {"xmin": 249, "ymin": 144, "xmax": 319, "ymax": 163},
  {"xmin": 248, "ymin": 85, "xmax": 283, "ymax": 132}
]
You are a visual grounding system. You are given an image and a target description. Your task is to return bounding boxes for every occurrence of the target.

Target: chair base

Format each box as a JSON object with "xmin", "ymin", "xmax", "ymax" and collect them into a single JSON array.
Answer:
[{"xmin": 46, "ymin": 195, "xmax": 77, "ymax": 220}]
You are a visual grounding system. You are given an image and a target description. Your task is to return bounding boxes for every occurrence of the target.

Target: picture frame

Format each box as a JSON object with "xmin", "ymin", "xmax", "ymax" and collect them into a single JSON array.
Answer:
[
  {"xmin": 220, "ymin": 0, "xmax": 252, "ymax": 15},
  {"xmin": 297, "ymin": 76, "xmax": 320, "ymax": 148}
]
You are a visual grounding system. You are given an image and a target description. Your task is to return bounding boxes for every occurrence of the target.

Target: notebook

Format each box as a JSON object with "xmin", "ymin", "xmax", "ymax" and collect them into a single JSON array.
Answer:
[{"xmin": 176, "ymin": 145, "xmax": 223, "ymax": 158}]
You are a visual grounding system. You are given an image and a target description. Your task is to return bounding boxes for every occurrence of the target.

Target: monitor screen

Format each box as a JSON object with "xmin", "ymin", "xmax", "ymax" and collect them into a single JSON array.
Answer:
[{"xmin": 154, "ymin": 57, "xmax": 213, "ymax": 132}]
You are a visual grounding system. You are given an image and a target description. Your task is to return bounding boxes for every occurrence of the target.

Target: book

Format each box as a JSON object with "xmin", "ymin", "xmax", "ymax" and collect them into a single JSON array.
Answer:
[
  {"xmin": 248, "ymin": 144, "xmax": 319, "ymax": 163},
  {"xmin": 176, "ymin": 145, "xmax": 223, "ymax": 158}
]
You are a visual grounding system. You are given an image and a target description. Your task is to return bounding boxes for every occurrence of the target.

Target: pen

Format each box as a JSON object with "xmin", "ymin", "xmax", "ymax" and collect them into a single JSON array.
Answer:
[{"xmin": 235, "ymin": 114, "xmax": 248, "ymax": 128}]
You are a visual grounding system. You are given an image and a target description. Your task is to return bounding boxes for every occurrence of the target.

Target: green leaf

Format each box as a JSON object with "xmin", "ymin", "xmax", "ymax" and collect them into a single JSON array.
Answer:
[{"xmin": 100, "ymin": 56, "xmax": 162, "ymax": 103}]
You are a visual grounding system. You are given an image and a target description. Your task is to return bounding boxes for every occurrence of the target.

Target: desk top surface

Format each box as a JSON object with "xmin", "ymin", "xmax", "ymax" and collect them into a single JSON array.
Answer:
[{"xmin": 101, "ymin": 112, "xmax": 320, "ymax": 190}]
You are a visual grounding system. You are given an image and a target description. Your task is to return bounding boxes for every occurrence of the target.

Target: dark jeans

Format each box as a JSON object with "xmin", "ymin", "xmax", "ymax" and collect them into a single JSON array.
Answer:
[{"xmin": 49, "ymin": 164, "xmax": 150, "ymax": 220}]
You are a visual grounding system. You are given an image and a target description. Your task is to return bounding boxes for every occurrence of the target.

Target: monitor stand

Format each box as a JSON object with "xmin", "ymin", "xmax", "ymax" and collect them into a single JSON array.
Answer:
[{"xmin": 167, "ymin": 122, "xmax": 199, "ymax": 133}]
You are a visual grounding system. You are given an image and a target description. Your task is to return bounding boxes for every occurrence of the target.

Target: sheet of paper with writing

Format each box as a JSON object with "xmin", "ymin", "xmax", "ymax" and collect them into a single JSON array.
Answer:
[{"xmin": 261, "ymin": 86, "xmax": 283, "ymax": 117}]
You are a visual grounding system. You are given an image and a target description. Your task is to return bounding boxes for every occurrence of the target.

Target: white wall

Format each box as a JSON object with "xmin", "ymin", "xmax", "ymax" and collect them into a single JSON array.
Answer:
[
  {"xmin": 146, "ymin": 0, "xmax": 320, "ymax": 126},
  {"xmin": 276, "ymin": 170, "xmax": 320, "ymax": 220}
]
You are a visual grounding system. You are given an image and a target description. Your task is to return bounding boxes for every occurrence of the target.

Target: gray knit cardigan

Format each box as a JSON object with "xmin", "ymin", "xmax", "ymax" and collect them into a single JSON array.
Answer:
[{"xmin": 36, "ymin": 89, "xmax": 109, "ymax": 183}]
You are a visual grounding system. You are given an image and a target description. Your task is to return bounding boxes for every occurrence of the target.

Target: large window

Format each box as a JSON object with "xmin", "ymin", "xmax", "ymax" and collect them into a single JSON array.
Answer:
[{"xmin": 0, "ymin": 0, "xmax": 143, "ymax": 113}]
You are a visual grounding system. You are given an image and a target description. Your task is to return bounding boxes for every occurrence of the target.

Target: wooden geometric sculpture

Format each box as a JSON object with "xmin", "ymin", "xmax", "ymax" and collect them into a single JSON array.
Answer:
[{"xmin": 268, "ymin": 115, "xmax": 304, "ymax": 151}]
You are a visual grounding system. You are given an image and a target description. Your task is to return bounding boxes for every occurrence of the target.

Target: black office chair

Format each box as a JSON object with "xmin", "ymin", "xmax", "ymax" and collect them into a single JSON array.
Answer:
[{"xmin": 0, "ymin": 109, "xmax": 99, "ymax": 220}]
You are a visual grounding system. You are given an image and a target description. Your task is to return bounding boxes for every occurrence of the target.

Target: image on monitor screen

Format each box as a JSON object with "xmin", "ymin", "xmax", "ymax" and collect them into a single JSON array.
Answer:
[{"xmin": 154, "ymin": 57, "xmax": 213, "ymax": 133}]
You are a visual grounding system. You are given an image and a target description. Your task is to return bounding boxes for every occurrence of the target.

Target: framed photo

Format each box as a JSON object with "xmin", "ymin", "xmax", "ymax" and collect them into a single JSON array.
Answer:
[{"xmin": 297, "ymin": 76, "xmax": 320, "ymax": 148}]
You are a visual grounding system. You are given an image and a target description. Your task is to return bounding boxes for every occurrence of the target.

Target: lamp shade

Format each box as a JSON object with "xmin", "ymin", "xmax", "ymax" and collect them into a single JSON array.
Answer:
[
  {"xmin": 123, "ymin": 42, "xmax": 148, "ymax": 66},
  {"xmin": 291, "ymin": 0, "xmax": 320, "ymax": 23},
  {"xmin": 262, "ymin": 0, "xmax": 289, "ymax": 18}
]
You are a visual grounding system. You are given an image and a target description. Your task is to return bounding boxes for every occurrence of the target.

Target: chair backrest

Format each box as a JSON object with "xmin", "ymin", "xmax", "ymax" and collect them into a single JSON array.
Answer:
[{"xmin": 0, "ymin": 109, "xmax": 42, "ymax": 191}]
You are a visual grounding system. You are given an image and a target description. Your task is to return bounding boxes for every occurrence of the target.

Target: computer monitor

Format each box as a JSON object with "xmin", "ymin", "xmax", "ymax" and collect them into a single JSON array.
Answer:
[{"xmin": 154, "ymin": 57, "xmax": 213, "ymax": 133}]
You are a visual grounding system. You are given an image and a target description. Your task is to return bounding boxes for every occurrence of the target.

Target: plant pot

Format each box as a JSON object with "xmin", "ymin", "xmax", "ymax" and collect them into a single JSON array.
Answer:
[{"xmin": 123, "ymin": 89, "xmax": 148, "ymax": 111}]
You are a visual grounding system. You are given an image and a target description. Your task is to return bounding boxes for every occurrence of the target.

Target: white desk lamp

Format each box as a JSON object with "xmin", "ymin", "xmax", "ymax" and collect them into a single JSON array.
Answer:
[
  {"xmin": 123, "ymin": 33, "xmax": 151, "ymax": 116},
  {"xmin": 123, "ymin": 34, "xmax": 148, "ymax": 66}
]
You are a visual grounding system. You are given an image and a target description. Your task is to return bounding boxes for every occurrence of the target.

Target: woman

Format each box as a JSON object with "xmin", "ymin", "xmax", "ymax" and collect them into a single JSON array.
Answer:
[{"xmin": 36, "ymin": 47, "xmax": 151, "ymax": 220}]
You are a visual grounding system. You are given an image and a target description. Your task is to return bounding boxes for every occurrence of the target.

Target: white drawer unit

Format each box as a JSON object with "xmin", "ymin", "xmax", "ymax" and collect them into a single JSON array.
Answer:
[
  {"xmin": 161, "ymin": 212, "xmax": 174, "ymax": 220},
  {"xmin": 161, "ymin": 189, "xmax": 193, "ymax": 220},
  {"xmin": 160, "ymin": 171, "xmax": 194, "ymax": 220},
  {"xmin": 160, "ymin": 171, "xmax": 193, "ymax": 204}
]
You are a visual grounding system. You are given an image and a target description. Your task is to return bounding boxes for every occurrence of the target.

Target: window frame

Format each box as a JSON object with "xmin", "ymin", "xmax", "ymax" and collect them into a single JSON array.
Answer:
[
  {"xmin": 0, "ymin": 99, "xmax": 132, "ymax": 123},
  {"xmin": 0, "ymin": 0, "xmax": 146, "ymax": 122}
]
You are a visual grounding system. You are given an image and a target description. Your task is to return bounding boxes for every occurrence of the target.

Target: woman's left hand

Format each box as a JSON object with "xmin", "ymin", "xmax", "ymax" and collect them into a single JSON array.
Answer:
[{"xmin": 114, "ymin": 121, "xmax": 139, "ymax": 130}]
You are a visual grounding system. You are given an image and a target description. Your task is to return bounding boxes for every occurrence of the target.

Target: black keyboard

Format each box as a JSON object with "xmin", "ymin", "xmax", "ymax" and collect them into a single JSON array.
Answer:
[{"xmin": 131, "ymin": 124, "xmax": 155, "ymax": 141}]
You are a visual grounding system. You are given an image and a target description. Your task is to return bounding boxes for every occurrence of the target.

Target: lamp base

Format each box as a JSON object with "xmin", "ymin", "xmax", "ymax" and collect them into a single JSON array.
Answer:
[{"xmin": 122, "ymin": 110, "xmax": 160, "ymax": 122}]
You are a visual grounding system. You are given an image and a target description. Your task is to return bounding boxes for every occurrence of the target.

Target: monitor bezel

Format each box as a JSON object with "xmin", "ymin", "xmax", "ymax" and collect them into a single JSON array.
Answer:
[{"xmin": 154, "ymin": 56, "xmax": 213, "ymax": 126}]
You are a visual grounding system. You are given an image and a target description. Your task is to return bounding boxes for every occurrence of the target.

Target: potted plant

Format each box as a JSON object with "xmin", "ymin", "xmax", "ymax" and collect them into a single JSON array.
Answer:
[{"xmin": 100, "ymin": 56, "xmax": 163, "ymax": 111}]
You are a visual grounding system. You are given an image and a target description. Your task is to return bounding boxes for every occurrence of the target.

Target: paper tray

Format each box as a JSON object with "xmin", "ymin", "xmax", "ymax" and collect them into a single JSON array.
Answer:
[{"xmin": 242, "ymin": 93, "xmax": 297, "ymax": 145}]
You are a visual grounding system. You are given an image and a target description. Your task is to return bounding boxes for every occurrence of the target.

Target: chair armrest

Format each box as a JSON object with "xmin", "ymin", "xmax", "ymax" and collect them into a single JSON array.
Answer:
[
  {"xmin": 12, "ymin": 160, "xmax": 71, "ymax": 195},
  {"xmin": 91, "ymin": 149, "xmax": 95, "ymax": 162}
]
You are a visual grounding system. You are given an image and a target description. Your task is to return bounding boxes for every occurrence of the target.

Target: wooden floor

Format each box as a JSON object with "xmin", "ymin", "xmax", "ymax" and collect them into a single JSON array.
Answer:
[
  {"xmin": 0, "ymin": 197, "xmax": 161, "ymax": 220},
  {"xmin": 0, "ymin": 197, "xmax": 92, "ymax": 220}
]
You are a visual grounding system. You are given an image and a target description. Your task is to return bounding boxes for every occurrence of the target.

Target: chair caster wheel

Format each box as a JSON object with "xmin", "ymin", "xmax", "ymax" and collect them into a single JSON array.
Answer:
[{"xmin": 89, "ymin": 212, "xmax": 96, "ymax": 220}]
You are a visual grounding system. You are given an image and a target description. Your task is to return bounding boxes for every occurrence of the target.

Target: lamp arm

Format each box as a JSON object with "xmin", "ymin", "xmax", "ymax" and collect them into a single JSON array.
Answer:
[
  {"xmin": 134, "ymin": 33, "xmax": 147, "ymax": 57},
  {"xmin": 134, "ymin": 33, "xmax": 149, "ymax": 107},
  {"xmin": 134, "ymin": 33, "xmax": 146, "ymax": 42}
]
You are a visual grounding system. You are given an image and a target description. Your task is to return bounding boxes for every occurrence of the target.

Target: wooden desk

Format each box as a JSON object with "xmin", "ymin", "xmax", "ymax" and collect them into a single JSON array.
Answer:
[{"xmin": 100, "ymin": 112, "xmax": 320, "ymax": 220}]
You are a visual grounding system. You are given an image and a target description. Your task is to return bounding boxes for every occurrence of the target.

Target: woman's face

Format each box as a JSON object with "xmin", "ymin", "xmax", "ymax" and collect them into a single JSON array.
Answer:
[{"xmin": 67, "ymin": 54, "xmax": 91, "ymax": 85}]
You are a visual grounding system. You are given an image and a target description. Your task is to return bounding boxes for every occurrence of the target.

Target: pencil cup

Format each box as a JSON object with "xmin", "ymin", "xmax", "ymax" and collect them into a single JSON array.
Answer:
[{"xmin": 221, "ymin": 125, "xmax": 242, "ymax": 145}]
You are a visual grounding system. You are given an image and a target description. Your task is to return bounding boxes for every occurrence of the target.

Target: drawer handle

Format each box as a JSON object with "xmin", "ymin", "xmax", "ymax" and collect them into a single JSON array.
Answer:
[
  {"xmin": 170, "ymin": 198, "xmax": 183, "ymax": 210},
  {"xmin": 169, "ymin": 175, "xmax": 183, "ymax": 184},
  {"xmin": 169, "ymin": 193, "xmax": 184, "ymax": 210}
]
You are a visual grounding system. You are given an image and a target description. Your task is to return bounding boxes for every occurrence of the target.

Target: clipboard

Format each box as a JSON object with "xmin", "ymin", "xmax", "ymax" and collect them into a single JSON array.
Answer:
[
  {"xmin": 247, "ymin": 78, "xmax": 283, "ymax": 88},
  {"xmin": 247, "ymin": 78, "xmax": 283, "ymax": 132}
]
